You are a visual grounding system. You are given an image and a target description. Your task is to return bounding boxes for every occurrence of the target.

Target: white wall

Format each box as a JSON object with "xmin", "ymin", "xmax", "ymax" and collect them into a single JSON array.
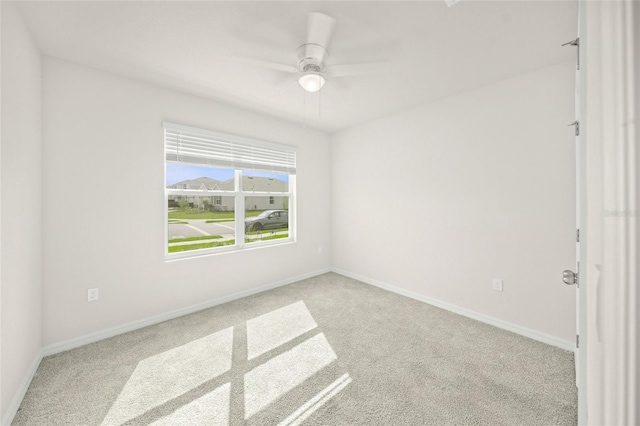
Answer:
[
  {"xmin": 331, "ymin": 61, "xmax": 577, "ymax": 342},
  {"xmin": 0, "ymin": 2, "xmax": 42, "ymax": 419},
  {"xmin": 41, "ymin": 57, "xmax": 331, "ymax": 345}
]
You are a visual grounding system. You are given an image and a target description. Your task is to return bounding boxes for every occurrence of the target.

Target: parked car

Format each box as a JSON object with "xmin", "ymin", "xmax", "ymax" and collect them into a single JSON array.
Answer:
[{"xmin": 245, "ymin": 210, "xmax": 288, "ymax": 232}]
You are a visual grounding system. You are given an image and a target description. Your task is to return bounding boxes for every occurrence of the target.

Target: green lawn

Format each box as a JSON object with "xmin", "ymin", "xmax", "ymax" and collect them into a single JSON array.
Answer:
[
  {"xmin": 245, "ymin": 228, "xmax": 288, "ymax": 236},
  {"xmin": 168, "ymin": 210, "xmax": 263, "ymax": 220},
  {"xmin": 168, "ymin": 235, "xmax": 223, "ymax": 244},
  {"xmin": 246, "ymin": 233, "xmax": 289, "ymax": 243},
  {"xmin": 167, "ymin": 224, "xmax": 289, "ymax": 253},
  {"xmin": 168, "ymin": 240, "xmax": 235, "ymax": 253}
]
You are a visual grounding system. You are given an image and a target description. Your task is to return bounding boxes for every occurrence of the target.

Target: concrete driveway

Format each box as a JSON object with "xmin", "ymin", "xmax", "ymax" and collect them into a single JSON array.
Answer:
[{"xmin": 168, "ymin": 220, "xmax": 235, "ymax": 240}]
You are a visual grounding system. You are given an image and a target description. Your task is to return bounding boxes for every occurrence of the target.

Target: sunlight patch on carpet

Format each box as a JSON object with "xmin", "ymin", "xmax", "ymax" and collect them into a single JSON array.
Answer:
[
  {"xmin": 100, "ymin": 327, "xmax": 233, "ymax": 425},
  {"xmin": 244, "ymin": 333, "xmax": 337, "ymax": 419},
  {"xmin": 149, "ymin": 383, "xmax": 230, "ymax": 426},
  {"xmin": 246, "ymin": 300, "xmax": 318, "ymax": 360},
  {"xmin": 99, "ymin": 302, "xmax": 348, "ymax": 425},
  {"xmin": 277, "ymin": 373, "xmax": 352, "ymax": 426}
]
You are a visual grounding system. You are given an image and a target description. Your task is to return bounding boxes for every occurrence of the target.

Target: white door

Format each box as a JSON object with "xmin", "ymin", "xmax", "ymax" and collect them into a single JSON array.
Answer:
[
  {"xmin": 561, "ymin": 4, "xmax": 586, "ymax": 423},
  {"xmin": 569, "ymin": 3, "xmax": 587, "ymax": 423}
]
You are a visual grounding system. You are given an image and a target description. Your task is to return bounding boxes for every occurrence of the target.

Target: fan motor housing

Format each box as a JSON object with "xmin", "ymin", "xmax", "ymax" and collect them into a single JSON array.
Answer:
[{"xmin": 297, "ymin": 43, "xmax": 327, "ymax": 72}]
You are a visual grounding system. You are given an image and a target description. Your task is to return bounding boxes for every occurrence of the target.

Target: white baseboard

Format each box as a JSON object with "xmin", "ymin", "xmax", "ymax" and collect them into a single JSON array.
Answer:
[
  {"xmin": 1, "ymin": 349, "xmax": 44, "ymax": 426},
  {"xmin": 42, "ymin": 267, "xmax": 331, "ymax": 357},
  {"xmin": 331, "ymin": 268, "xmax": 576, "ymax": 352},
  {"xmin": 5, "ymin": 266, "xmax": 572, "ymax": 426}
]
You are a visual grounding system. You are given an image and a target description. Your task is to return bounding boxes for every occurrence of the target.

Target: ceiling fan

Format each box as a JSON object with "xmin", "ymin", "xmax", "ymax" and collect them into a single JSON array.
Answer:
[{"xmin": 235, "ymin": 12, "xmax": 389, "ymax": 93}]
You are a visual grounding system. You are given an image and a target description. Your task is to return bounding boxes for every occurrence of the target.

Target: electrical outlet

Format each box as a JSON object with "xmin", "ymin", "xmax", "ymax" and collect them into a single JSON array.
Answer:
[
  {"xmin": 317, "ymin": 246, "xmax": 322, "ymax": 254},
  {"xmin": 88, "ymin": 288, "xmax": 99, "ymax": 302},
  {"xmin": 492, "ymin": 279, "xmax": 503, "ymax": 292}
]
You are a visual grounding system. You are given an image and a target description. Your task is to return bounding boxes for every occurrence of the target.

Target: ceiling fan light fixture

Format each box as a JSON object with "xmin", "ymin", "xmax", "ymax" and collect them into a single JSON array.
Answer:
[{"xmin": 298, "ymin": 72, "xmax": 326, "ymax": 92}]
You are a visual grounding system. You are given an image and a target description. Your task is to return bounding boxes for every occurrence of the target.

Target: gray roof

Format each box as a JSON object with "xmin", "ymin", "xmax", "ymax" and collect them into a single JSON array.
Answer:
[
  {"xmin": 168, "ymin": 177, "xmax": 221, "ymax": 190},
  {"xmin": 169, "ymin": 176, "xmax": 287, "ymax": 192},
  {"xmin": 241, "ymin": 176, "xmax": 287, "ymax": 192}
]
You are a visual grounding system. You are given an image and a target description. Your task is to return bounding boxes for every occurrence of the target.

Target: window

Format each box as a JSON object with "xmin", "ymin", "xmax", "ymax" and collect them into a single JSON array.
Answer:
[{"xmin": 165, "ymin": 122, "xmax": 295, "ymax": 258}]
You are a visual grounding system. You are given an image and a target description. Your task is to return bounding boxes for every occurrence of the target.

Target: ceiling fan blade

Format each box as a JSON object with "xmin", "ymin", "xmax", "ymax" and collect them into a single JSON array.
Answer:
[
  {"xmin": 232, "ymin": 56, "xmax": 298, "ymax": 74},
  {"xmin": 326, "ymin": 62, "xmax": 390, "ymax": 78},
  {"xmin": 307, "ymin": 12, "xmax": 336, "ymax": 60},
  {"xmin": 324, "ymin": 77, "xmax": 351, "ymax": 94}
]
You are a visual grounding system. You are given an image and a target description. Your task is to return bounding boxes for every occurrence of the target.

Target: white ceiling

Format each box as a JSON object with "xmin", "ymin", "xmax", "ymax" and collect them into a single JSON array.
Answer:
[{"xmin": 16, "ymin": 0, "xmax": 578, "ymax": 133}]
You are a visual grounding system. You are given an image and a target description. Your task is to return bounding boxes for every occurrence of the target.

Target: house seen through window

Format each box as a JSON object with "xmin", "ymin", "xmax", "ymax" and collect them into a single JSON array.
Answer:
[{"xmin": 165, "ymin": 123, "xmax": 296, "ymax": 258}]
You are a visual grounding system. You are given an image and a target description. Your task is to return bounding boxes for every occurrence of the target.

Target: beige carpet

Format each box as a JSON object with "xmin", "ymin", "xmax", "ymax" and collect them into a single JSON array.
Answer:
[{"xmin": 12, "ymin": 273, "xmax": 577, "ymax": 425}]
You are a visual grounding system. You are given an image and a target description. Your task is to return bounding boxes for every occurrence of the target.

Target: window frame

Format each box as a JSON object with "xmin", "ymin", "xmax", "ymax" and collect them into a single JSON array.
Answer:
[{"xmin": 164, "ymin": 123, "xmax": 296, "ymax": 260}]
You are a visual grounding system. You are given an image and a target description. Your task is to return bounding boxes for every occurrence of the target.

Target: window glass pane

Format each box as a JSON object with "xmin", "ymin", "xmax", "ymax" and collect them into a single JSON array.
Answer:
[
  {"xmin": 166, "ymin": 164, "xmax": 235, "ymax": 190},
  {"xmin": 168, "ymin": 195, "xmax": 235, "ymax": 253},
  {"xmin": 242, "ymin": 171, "xmax": 289, "ymax": 192},
  {"xmin": 244, "ymin": 196, "xmax": 289, "ymax": 244}
]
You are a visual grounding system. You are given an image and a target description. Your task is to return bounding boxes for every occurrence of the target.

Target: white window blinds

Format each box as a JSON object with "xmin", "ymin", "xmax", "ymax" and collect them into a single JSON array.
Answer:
[{"xmin": 164, "ymin": 122, "xmax": 297, "ymax": 174}]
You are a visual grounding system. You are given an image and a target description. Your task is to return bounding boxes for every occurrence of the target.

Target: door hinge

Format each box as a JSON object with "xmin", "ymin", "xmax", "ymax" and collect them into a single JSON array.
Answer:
[
  {"xmin": 562, "ymin": 37, "xmax": 580, "ymax": 70},
  {"xmin": 576, "ymin": 229, "xmax": 580, "ymax": 242},
  {"xmin": 568, "ymin": 120, "xmax": 580, "ymax": 136},
  {"xmin": 576, "ymin": 334, "xmax": 579, "ymax": 348}
]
